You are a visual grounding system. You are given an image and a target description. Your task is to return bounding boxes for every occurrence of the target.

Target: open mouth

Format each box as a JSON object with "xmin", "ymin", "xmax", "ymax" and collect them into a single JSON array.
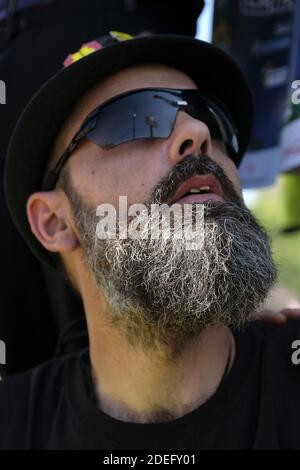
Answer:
[{"xmin": 168, "ymin": 174, "xmax": 225, "ymax": 205}]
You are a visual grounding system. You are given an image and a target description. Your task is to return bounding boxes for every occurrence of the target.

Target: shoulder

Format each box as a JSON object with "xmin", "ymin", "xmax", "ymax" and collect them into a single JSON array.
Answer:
[
  {"xmin": 259, "ymin": 317, "xmax": 300, "ymax": 359},
  {"xmin": 0, "ymin": 350, "xmax": 85, "ymax": 449},
  {"xmin": 252, "ymin": 319, "xmax": 300, "ymax": 448},
  {"xmin": 233, "ymin": 318, "xmax": 300, "ymax": 405},
  {"xmin": 243, "ymin": 317, "xmax": 300, "ymax": 373},
  {"xmin": 0, "ymin": 349, "xmax": 77, "ymax": 397},
  {"xmin": 260, "ymin": 318, "xmax": 300, "ymax": 394}
]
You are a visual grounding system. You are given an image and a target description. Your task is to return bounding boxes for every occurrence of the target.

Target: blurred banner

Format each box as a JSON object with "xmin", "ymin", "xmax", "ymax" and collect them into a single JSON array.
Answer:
[
  {"xmin": 213, "ymin": 0, "xmax": 294, "ymax": 188},
  {"xmin": 280, "ymin": 0, "xmax": 300, "ymax": 173}
]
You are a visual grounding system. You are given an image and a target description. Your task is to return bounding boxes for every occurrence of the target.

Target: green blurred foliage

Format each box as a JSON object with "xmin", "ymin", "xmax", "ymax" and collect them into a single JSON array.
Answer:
[{"xmin": 252, "ymin": 180, "xmax": 300, "ymax": 296}]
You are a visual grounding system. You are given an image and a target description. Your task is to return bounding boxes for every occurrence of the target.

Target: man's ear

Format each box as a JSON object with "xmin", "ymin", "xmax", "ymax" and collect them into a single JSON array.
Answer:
[{"xmin": 27, "ymin": 191, "xmax": 79, "ymax": 254}]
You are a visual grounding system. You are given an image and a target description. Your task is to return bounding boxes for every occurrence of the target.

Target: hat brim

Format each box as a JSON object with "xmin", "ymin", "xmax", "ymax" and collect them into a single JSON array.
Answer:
[{"xmin": 5, "ymin": 34, "xmax": 253, "ymax": 267}]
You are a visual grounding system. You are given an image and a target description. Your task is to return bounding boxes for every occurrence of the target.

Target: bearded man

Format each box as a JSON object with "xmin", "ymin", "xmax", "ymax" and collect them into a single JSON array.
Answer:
[{"xmin": 1, "ymin": 32, "xmax": 300, "ymax": 450}]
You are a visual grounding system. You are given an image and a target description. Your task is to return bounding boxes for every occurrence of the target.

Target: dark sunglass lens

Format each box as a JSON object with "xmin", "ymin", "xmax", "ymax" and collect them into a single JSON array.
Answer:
[
  {"xmin": 87, "ymin": 90, "xmax": 178, "ymax": 148},
  {"xmin": 184, "ymin": 92, "xmax": 239, "ymax": 158},
  {"xmin": 188, "ymin": 105, "xmax": 223, "ymax": 141},
  {"xmin": 207, "ymin": 101, "xmax": 239, "ymax": 157}
]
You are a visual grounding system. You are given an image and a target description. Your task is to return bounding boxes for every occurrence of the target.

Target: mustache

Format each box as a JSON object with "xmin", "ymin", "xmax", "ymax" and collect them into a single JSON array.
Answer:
[{"xmin": 147, "ymin": 153, "xmax": 243, "ymax": 207}]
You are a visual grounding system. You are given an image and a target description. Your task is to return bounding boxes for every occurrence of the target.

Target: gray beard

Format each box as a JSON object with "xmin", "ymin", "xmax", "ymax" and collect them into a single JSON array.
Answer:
[{"xmin": 61, "ymin": 155, "xmax": 277, "ymax": 357}]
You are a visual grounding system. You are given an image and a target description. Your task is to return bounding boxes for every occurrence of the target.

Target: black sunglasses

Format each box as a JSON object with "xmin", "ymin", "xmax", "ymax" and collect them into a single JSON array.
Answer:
[{"xmin": 43, "ymin": 88, "xmax": 239, "ymax": 190}]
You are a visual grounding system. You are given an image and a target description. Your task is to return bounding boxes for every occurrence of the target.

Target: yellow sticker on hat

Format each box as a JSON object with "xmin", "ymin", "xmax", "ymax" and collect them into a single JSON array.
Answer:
[
  {"xmin": 63, "ymin": 40, "xmax": 102, "ymax": 67},
  {"xmin": 109, "ymin": 31, "xmax": 134, "ymax": 42},
  {"xmin": 63, "ymin": 32, "xmax": 133, "ymax": 68}
]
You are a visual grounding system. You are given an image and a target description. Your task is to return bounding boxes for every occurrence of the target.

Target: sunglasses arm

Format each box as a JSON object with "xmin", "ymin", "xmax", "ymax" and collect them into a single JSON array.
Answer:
[
  {"xmin": 42, "ymin": 120, "xmax": 95, "ymax": 191},
  {"xmin": 42, "ymin": 141, "xmax": 78, "ymax": 191}
]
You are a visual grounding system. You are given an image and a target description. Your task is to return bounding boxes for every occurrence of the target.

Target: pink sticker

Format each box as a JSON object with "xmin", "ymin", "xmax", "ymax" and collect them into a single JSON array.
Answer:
[{"xmin": 63, "ymin": 40, "xmax": 103, "ymax": 68}]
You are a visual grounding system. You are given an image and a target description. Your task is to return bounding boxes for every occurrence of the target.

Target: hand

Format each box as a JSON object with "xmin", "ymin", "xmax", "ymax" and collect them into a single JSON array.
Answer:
[{"xmin": 253, "ymin": 308, "xmax": 300, "ymax": 324}]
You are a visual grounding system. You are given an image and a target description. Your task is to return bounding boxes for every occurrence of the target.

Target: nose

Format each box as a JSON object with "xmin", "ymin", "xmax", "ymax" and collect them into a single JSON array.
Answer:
[{"xmin": 168, "ymin": 111, "xmax": 213, "ymax": 165}]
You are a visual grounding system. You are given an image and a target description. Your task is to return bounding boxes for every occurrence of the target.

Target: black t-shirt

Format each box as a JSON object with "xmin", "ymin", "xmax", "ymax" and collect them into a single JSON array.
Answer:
[{"xmin": 0, "ymin": 319, "xmax": 300, "ymax": 450}]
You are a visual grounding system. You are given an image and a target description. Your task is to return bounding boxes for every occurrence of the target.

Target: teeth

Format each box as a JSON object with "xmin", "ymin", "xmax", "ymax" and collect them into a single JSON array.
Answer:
[
  {"xmin": 189, "ymin": 186, "xmax": 210, "ymax": 193},
  {"xmin": 189, "ymin": 188, "xmax": 201, "ymax": 193}
]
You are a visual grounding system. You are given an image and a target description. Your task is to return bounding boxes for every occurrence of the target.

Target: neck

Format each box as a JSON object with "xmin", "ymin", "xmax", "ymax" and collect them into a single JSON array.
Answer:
[{"xmin": 85, "ymin": 292, "xmax": 235, "ymax": 423}]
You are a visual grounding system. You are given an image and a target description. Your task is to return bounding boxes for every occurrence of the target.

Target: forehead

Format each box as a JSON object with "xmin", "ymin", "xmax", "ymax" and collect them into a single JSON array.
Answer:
[{"xmin": 78, "ymin": 63, "xmax": 197, "ymax": 117}]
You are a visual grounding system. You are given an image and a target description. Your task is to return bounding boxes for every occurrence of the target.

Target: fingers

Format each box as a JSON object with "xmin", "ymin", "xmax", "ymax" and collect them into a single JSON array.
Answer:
[
  {"xmin": 278, "ymin": 308, "xmax": 300, "ymax": 319},
  {"xmin": 253, "ymin": 308, "xmax": 300, "ymax": 324}
]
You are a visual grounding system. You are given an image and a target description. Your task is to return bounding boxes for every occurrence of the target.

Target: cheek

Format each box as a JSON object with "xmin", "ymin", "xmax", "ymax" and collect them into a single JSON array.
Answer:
[
  {"xmin": 100, "ymin": 140, "xmax": 173, "ymax": 204},
  {"xmin": 224, "ymin": 160, "xmax": 241, "ymax": 188},
  {"xmin": 227, "ymin": 161, "xmax": 242, "ymax": 195},
  {"xmin": 212, "ymin": 147, "xmax": 242, "ymax": 196},
  {"xmin": 224, "ymin": 164, "xmax": 242, "ymax": 197},
  {"xmin": 73, "ymin": 144, "xmax": 160, "ymax": 206}
]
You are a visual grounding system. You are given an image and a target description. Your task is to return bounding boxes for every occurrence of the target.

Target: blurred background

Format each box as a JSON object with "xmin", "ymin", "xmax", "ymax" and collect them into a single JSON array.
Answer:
[{"xmin": 198, "ymin": 0, "xmax": 300, "ymax": 311}]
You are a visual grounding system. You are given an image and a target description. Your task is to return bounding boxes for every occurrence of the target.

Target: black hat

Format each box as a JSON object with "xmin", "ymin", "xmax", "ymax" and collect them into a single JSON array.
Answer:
[{"xmin": 4, "ymin": 31, "xmax": 253, "ymax": 268}]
